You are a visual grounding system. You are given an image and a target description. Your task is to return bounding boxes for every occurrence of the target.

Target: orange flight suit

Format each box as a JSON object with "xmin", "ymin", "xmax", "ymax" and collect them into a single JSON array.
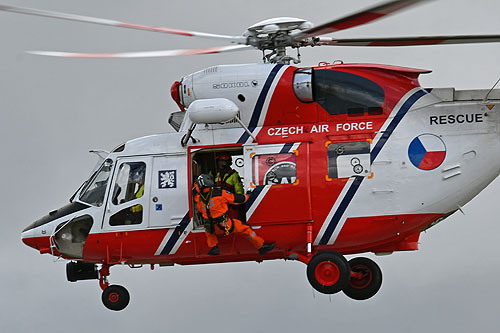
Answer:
[{"xmin": 194, "ymin": 187, "xmax": 264, "ymax": 250}]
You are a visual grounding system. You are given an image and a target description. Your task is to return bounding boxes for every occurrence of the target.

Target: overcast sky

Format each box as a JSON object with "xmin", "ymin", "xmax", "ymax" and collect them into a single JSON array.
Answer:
[{"xmin": 1, "ymin": 0, "xmax": 500, "ymax": 331}]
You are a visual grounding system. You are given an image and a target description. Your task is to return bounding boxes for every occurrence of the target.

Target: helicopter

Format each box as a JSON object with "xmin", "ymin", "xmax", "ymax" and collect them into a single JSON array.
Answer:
[{"xmin": 4, "ymin": 0, "xmax": 500, "ymax": 311}]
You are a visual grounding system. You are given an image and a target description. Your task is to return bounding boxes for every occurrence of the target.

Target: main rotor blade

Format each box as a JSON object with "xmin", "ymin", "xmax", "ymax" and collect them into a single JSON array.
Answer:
[
  {"xmin": 0, "ymin": 4, "xmax": 245, "ymax": 43},
  {"xmin": 314, "ymin": 35, "xmax": 500, "ymax": 47},
  {"xmin": 292, "ymin": 0, "xmax": 430, "ymax": 40},
  {"xmin": 27, "ymin": 45, "xmax": 253, "ymax": 58}
]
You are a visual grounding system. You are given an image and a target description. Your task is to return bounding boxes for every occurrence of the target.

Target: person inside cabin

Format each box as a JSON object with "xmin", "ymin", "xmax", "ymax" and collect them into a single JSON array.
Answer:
[
  {"xmin": 129, "ymin": 165, "xmax": 146, "ymax": 222},
  {"xmin": 211, "ymin": 152, "xmax": 244, "ymax": 219},
  {"xmin": 193, "ymin": 173, "xmax": 275, "ymax": 256},
  {"xmin": 213, "ymin": 152, "xmax": 244, "ymax": 193}
]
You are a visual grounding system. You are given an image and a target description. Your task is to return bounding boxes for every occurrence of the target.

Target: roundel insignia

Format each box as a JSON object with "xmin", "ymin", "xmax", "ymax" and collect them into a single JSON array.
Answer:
[{"xmin": 408, "ymin": 134, "xmax": 446, "ymax": 170}]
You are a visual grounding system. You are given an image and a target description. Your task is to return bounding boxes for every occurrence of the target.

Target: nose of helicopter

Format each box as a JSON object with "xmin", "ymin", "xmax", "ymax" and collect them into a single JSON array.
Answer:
[
  {"xmin": 21, "ymin": 228, "xmax": 37, "ymax": 249},
  {"xmin": 21, "ymin": 226, "xmax": 51, "ymax": 254}
]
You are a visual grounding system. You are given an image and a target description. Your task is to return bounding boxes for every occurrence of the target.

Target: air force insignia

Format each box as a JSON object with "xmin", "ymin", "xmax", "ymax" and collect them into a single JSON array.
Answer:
[
  {"xmin": 408, "ymin": 134, "xmax": 446, "ymax": 170},
  {"xmin": 159, "ymin": 170, "xmax": 177, "ymax": 188}
]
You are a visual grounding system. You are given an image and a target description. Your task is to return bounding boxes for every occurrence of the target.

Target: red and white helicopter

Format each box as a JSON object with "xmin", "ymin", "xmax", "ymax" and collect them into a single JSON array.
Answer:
[{"xmin": 4, "ymin": 0, "xmax": 500, "ymax": 311}]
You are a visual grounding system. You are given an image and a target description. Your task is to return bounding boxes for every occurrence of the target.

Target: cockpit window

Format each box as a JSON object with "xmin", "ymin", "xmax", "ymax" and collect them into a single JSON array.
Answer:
[
  {"xmin": 79, "ymin": 159, "xmax": 113, "ymax": 207},
  {"xmin": 313, "ymin": 70, "xmax": 385, "ymax": 115}
]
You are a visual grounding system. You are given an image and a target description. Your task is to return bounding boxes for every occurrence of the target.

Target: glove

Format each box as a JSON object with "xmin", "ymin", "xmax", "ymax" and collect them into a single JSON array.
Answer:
[{"xmin": 192, "ymin": 184, "xmax": 200, "ymax": 196}]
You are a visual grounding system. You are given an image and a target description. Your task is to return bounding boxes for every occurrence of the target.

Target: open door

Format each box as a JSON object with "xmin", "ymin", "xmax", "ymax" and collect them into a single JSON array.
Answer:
[{"xmin": 189, "ymin": 146, "xmax": 245, "ymax": 229}]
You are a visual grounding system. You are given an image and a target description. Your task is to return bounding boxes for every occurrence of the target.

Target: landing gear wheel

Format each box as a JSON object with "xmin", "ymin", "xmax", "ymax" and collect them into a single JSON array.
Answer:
[
  {"xmin": 343, "ymin": 257, "xmax": 382, "ymax": 300},
  {"xmin": 307, "ymin": 251, "xmax": 350, "ymax": 294},
  {"xmin": 102, "ymin": 285, "xmax": 130, "ymax": 311}
]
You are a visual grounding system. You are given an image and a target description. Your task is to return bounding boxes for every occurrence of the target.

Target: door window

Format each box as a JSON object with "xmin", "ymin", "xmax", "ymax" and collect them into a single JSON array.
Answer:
[
  {"xmin": 109, "ymin": 206, "xmax": 143, "ymax": 226},
  {"xmin": 107, "ymin": 161, "xmax": 146, "ymax": 226},
  {"xmin": 252, "ymin": 152, "xmax": 297, "ymax": 186},
  {"xmin": 111, "ymin": 162, "xmax": 146, "ymax": 206}
]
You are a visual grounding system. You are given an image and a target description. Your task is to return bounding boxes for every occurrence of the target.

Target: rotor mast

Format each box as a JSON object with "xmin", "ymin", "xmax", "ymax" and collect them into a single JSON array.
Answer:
[{"xmin": 245, "ymin": 17, "xmax": 312, "ymax": 65}]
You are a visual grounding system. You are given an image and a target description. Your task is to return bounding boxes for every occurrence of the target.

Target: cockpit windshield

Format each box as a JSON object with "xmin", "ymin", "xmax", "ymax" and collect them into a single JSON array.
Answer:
[{"xmin": 79, "ymin": 159, "xmax": 113, "ymax": 207}]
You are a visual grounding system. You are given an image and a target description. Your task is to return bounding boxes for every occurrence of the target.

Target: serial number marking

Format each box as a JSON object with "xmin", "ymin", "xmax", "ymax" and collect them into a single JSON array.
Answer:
[
  {"xmin": 212, "ymin": 81, "xmax": 256, "ymax": 89},
  {"xmin": 430, "ymin": 114, "xmax": 483, "ymax": 125}
]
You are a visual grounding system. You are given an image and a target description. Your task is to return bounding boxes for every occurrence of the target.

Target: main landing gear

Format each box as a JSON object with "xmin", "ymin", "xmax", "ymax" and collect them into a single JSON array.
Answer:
[
  {"xmin": 98, "ymin": 264, "xmax": 130, "ymax": 311},
  {"xmin": 305, "ymin": 251, "xmax": 383, "ymax": 300},
  {"xmin": 66, "ymin": 261, "xmax": 130, "ymax": 311}
]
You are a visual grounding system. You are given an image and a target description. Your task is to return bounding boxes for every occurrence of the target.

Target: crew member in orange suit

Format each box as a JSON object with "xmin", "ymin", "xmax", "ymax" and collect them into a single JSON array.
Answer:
[{"xmin": 194, "ymin": 173, "xmax": 275, "ymax": 256}]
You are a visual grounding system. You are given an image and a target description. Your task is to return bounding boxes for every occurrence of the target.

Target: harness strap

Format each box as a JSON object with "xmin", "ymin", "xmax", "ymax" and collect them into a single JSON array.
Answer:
[
  {"xmin": 199, "ymin": 190, "xmax": 214, "ymax": 220},
  {"xmin": 214, "ymin": 215, "xmax": 235, "ymax": 236}
]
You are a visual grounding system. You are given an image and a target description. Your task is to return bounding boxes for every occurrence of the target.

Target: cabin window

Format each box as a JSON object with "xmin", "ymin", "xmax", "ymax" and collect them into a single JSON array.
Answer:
[
  {"xmin": 327, "ymin": 141, "xmax": 371, "ymax": 179},
  {"xmin": 293, "ymin": 68, "xmax": 313, "ymax": 102},
  {"xmin": 109, "ymin": 206, "xmax": 143, "ymax": 226},
  {"xmin": 314, "ymin": 70, "xmax": 385, "ymax": 115},
  {"xmin": 79, "ymin": 159, "xmax": 113, "ymax": 207},
  {"xmin": 252, "ymin": 153, "xmax": 297, "ymax": 185},
  {"xmin": 111, "ymin": 162, "xmax": 146, "ymax": 206}
]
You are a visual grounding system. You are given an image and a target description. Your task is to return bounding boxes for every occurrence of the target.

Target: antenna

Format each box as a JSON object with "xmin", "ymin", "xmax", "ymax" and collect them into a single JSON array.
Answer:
[{"xmin": 483, "ymin": 76, "xmax": 500, "ymax": 101}]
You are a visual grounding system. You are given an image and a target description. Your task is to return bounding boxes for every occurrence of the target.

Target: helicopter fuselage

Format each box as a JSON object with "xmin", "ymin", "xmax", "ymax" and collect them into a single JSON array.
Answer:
[{"xmin": 22, "ymin": 62, "xmax": 500, "ymax": 263}]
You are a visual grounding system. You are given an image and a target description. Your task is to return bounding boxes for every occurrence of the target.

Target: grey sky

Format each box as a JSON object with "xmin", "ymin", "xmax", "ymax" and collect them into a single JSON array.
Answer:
[{"xmin": 1, "ymin": 0, "xmax": 500, "ymax": 331}]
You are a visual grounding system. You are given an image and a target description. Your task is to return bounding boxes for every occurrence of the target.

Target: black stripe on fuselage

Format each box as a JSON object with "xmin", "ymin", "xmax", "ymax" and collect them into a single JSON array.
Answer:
[
  {"xmin": 238, "ymin": 64, "xmax": 284, "ymax": 143},
  {"xmin": 23, "ymin": 202, "xmax": 90, "ymax": 232}
]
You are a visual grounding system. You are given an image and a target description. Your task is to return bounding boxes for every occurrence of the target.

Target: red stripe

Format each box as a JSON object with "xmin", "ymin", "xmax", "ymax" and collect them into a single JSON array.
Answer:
[
  {"xmin": 118, "ymin": 23, "xmax": 194, "ymax": 36},
  {"xmin": 332, "ymin": 12, "xmax": 385, "ymax": 31},
  {"xmin": 183, "ymin": 47, "xmax": 223, "ymax": 55}
]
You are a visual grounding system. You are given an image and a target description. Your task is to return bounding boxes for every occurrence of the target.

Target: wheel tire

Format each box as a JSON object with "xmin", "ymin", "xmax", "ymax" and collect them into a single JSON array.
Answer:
[
  {"xmin": 102, "ymin": 285, "xmax": 130, "ymax": 311},
  {"xmin": 343, "ymin": 257, "xmax": 382, "ymax": 301},
  {"xmin": 306, "ymin": 251, "xmax": 350, "ymax": 294}
]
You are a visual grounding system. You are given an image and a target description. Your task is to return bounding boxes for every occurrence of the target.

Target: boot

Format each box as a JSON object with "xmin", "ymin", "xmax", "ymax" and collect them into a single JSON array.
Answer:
[
  {"xmin": 208, "ymin": 245, "xmax": 220, "ymax": 255},
  {"xmin": 258, "ymin": 242, "xmax": 275, "ymax": 255}
]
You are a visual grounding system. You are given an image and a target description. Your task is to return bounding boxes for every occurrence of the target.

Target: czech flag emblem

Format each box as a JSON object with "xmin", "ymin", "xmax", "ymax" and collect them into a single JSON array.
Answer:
[{"xmin": 408, "ymin": 134, "xmax": 446, "ymax": 170}]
